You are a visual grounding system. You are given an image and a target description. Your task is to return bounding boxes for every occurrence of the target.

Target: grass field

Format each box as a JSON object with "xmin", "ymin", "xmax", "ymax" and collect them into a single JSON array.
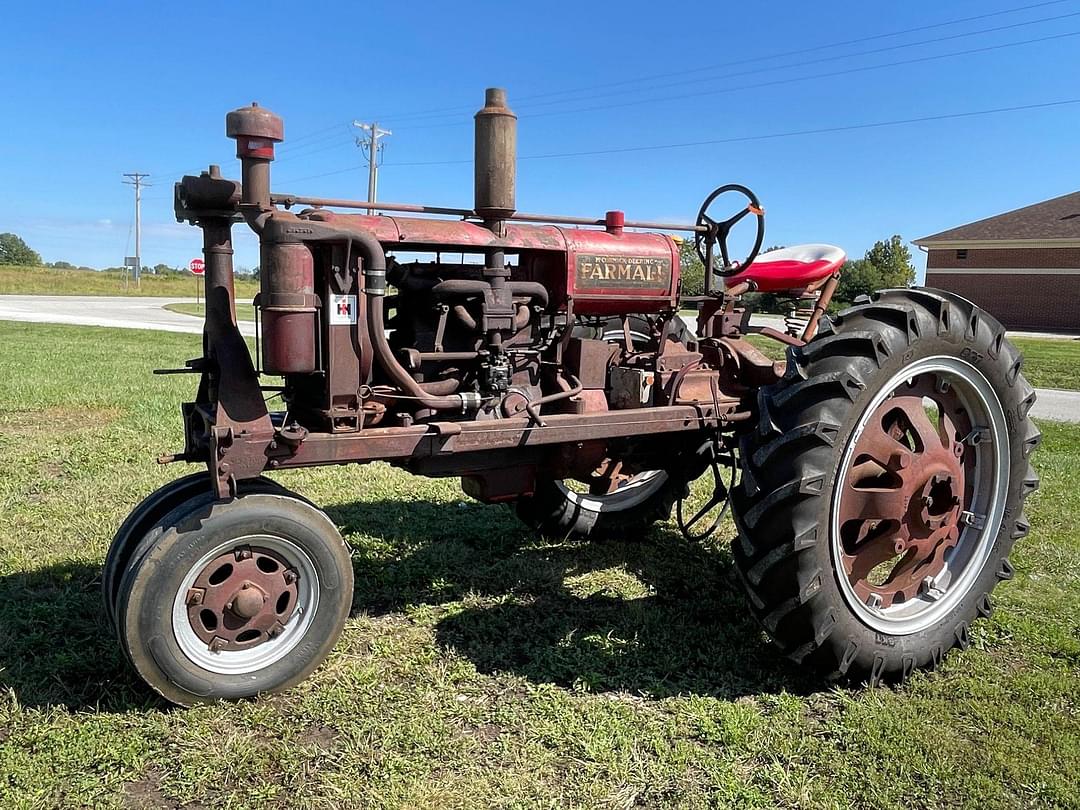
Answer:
[
  {"xmin": 0, "ymin": 264, "xmax": 259, "ymax": 300},
  {"xmin": 743, "ymin": 332, "xmax": 1080, "ymax": 392},
  {"xmin": 0, "ymin": 320, "xmax": 1077, "ymax": 808},
  {"xmin": 1012, "ymin": 336, "xmax": 1080, "ymax": 391},
  {"xmin": 164, "ymin": 301, "xmax": 257, "ymax": 322}
]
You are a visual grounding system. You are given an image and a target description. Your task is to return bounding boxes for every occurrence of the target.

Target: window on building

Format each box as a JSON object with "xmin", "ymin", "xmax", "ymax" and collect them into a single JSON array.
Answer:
[{"xmin": 955, "ymin": 249, "xmax": 968, "ymax": 259}]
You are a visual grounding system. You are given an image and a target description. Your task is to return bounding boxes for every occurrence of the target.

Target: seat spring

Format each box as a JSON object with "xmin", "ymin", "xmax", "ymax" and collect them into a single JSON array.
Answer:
[{"xmin": 784, "ymin": 293, "xmax": 819, "ymax": 337}]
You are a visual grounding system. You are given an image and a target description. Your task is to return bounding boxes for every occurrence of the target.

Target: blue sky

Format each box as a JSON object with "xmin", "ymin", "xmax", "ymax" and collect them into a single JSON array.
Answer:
[{"xmin": 2, "ymin": 0, "xmax": 1078, "ymax": 278}]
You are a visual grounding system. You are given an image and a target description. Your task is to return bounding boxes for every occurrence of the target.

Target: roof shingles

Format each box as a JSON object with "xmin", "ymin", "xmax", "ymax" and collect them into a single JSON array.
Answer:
[{"xmin": 915, "ymin": 190, "xmax": 1080, "ymax": 244}]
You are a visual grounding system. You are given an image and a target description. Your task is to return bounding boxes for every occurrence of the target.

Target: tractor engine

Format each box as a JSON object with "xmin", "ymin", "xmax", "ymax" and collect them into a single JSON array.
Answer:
[{"xmin": 170, "ymin": 88, "xmax": 786, "ymax": 504}]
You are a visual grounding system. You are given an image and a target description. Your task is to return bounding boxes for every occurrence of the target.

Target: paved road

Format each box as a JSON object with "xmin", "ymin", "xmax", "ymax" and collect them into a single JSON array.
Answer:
[
  {"xmin": 1, "ymin": 295, "xmax": 1076, "ymax": 422},
  {"xmin": 0, "ymin": 295, "xmax": 255, "ymax": 337},
  {"xmin": 1028, "ymin": 388, "xmax": 1080, "ymax": 423}
]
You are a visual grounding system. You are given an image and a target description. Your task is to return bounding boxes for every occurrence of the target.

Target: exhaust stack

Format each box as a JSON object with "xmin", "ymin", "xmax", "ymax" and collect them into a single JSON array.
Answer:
[{"xmin": 474, "ymin": 88, "xmax": 517, "ymax": 222}]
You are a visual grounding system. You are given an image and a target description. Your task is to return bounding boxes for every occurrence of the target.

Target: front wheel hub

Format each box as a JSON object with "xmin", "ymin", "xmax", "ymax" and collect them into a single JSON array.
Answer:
[{"xmin": 186, "ymin": 545, "xmax": 299, "ymax": 650}]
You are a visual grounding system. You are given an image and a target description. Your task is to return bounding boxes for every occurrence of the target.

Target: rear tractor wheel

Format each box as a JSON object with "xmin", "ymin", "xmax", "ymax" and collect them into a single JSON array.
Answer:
[
  {"xmin": 732, "ymin": 288, "xmax": 1040, "ymax": 683},
  {"xmin": 114, "ymin": 488, "xmax": 353, "ymax": 705},
  {"xmin": 515, "ymin": 467, "xmax": 686, "ymax": 541}
]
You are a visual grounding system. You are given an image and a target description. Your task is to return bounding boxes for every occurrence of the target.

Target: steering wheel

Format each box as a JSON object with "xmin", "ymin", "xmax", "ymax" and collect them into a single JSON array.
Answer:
[{"xmin": 694, "ymin": 184, "xmax": 766, "ymax": 282}]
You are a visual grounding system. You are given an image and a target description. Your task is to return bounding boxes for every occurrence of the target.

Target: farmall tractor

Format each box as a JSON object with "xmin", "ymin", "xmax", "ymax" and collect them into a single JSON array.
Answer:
[{"xmin": 105, "ymin": 89, "xmax": 1040, "ymax": 705}]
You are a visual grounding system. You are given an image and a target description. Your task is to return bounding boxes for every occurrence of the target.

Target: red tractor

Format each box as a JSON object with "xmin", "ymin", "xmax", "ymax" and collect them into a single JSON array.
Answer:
[{"xmin": 105, "ymin": 89, "xmax": 1040, "ymax": 705}]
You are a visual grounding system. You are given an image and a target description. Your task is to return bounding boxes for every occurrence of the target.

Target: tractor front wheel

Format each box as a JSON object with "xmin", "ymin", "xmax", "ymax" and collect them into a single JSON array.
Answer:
[
  {"xmin": 731, "ymin": 288, "xmax": 1040, "ymax": 683},
  {"xmin": 115, "ymin": 489, "xmax": 353, "ymax": 705}
]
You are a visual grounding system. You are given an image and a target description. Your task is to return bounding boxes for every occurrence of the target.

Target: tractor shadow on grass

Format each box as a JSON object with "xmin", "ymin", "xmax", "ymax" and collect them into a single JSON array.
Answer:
[
  {"xmin": 0, "ymin": 560, "xmax": 161, "ymax": 711},
  {"xmin": 328, "ymin": 498, "xmax": 814, "ymax": 701},
  {"xmin": 0, "ymin": 496, "xmax": 811, "ymax": 710}
]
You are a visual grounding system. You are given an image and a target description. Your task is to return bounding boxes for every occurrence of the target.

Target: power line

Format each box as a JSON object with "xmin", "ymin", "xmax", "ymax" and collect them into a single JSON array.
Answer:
[
  {"xmin": 163, "ymin": 2, "xmax": 1080, "ymax": 181},
  {"xmin": 350, "ymin": 11, "xmax": 1080, "ymax": 134},
  {"xmin": 146, "ymin": 0, "xmax": 1079, "ymax": 189},
  {"xmin": 272, "ymin": 96, "xmax": 1080, "ymax": 185},
  {"xmin": 512, "ymin": 8, "xmax": 1080, "ymax": 113},
  {"xmin": 512, "ymin": 0, "xmax": 1077, "ymax": 104},
  {"xmin": 362, "ymin": 0, "xmax": 1075, "ymax": 123},
  {"xmin": 514, "ymin": 27, "xmax": 1080, "ymax": 121}
]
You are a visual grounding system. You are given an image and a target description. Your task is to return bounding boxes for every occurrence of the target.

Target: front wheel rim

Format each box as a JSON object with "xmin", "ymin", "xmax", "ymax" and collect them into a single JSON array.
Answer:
[
  {"xmin": 831, "ymin": 356, "xmax": 1010, "ymax": 635},
  {"xmin": 171, "ymin": 534, "xmax": 321, "ymax": 675}
]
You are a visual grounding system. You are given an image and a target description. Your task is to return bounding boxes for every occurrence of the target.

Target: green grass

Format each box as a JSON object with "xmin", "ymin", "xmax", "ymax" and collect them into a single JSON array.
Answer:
[
  {"xmin": 164, "ymin": 301, "xmax": 257, "ymax": 322},
  {"xmin": 0, "ymin": 320, "xmax": 1078, "ymax": 808},
  {"xmin": 0, "ymin": 264, "xmax": 259, "ymax": 300},
  {"xmin": 1012, "ymin": 336, "xmax": 1080, "ymax": 391},
  {"xmin": 732, "ymin": 327, "xmax": 1080, "ymax": 391}
]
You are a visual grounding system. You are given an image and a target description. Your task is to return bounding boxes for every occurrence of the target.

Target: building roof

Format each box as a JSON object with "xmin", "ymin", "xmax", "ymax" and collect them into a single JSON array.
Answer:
[{"xmin": 914, "ymin": 190, "xmax": 1080, "ymax": 246}]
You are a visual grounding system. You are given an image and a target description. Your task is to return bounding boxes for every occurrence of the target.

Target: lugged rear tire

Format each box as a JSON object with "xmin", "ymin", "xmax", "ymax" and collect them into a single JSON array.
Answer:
[{"xmin": 731, "ymin": 288, "xmax": 1041, "ymax": 683}]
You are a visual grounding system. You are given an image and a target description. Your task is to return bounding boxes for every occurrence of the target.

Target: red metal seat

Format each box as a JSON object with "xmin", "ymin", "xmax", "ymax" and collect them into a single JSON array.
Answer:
[{"xmin": 724, "ymin": 244, "xmax": 846, "ymax": 293}]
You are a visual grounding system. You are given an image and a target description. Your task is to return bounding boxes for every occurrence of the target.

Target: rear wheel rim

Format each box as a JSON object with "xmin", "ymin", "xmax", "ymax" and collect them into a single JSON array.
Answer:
[
  {"xmin": 171, "ymin": 534, "xmax": 321, "ymax": 675},
  {"xmin": 831, "ymin": 356, "xmax": 1009, "ymax": 635},
  {"xmin": 555, "ymin": 470, "xmax": 669, "ymax": 512}
]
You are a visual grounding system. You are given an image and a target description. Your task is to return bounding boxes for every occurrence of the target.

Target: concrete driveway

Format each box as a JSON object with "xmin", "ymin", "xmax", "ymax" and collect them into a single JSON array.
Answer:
[
  {"xmin": 1028, "ymin": 388, "xmax": 1080, "ymax": 423},
  {"xmin": 0, "ymin": 295, "xmax": 254, "ymax": 337}
]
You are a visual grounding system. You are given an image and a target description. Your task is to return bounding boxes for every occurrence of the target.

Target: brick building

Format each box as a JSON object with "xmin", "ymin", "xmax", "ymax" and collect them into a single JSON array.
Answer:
[{"xmin": 914, "ymin": 191, "xmax": 1080, "ymax": 332}]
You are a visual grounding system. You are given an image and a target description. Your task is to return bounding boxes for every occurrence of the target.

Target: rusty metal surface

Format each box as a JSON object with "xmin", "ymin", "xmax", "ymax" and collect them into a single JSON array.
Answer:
[
  {"xmin": 474, "ymin": 87, "xmax": 517, "ymax": 220},
  {"xmin": 256, "ymin": 405, "xmax": 725, "ymax": 470},
  {"xmin": 185, "ymin": 544, "xmax": 298, "ymax": 650},
  {"xmin": 836, "ymin": 373, "xmax": 970, "ymax": 608}
]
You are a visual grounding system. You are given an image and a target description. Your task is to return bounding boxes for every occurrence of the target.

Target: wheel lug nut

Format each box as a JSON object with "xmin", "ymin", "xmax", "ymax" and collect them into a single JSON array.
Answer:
[
  {"xmin": 186, "ymin": 588, "xmax": 204, "ymax": 606},
  {"xmin": 234, "ymin": 546, "xmax": 252, "ymax": 561},
  {"xmin": 283, "ymin": 569, "xmax": 298, "ymax": 585}
]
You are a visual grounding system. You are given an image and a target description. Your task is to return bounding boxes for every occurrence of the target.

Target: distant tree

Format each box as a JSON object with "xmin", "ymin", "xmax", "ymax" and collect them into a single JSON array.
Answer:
[
  {"xmin": 865, "ymin": 234, "xmax": 916, "ymax": 288},
  {"xmin": 0, "ymin": 233, "xmax": 42, "ymax": 266},
  {"xmin": 47, "ymin": 260, "xmax": 76, "ymax": 270},
  {"xmin": 678, "ymin": 240, "xmax": 705, "ymax": 297},
  {"xmin": 250, "ymin": 265, "xmax": 260, "ymax": 281},
  {"xmin": 152, "ymin": 263, "xmax": 173, "ymax": 275},
  {"xmin": 835, "ymin": 235, "xmax": 915, "ymax": 305}
]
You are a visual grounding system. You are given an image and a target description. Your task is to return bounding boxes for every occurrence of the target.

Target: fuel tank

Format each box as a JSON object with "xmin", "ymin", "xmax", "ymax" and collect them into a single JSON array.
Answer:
[{"xmin": 300, "ymin": 210, "xmax": 681, "ymax": 315}]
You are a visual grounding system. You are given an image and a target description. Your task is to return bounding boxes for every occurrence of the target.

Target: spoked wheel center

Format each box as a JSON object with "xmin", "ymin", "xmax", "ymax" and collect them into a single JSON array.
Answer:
[
  {"xmin": 587, "ymin": 457, "xmax": 636, "ymax": 495},
  {"xmin": 833, "ymin": 360, "xmax": 1007, "ymax": 630},
  {"xmin": 186, "ymin": 544, "xmax": 300, "ymax": 652}
]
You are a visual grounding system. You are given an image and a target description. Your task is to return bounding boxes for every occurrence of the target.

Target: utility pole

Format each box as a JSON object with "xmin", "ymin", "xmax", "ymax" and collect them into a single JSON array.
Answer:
[
  {"xmin": 122, "ymin": 172, "xmax": 151, "ymax": 287},
  {"xmin": 352, "ymin": 122, "xmax": 391, "ymax": 209}
]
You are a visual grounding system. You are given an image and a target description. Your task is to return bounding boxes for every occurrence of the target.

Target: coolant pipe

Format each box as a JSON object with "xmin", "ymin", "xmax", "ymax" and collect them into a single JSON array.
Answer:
[
  {"xmin": 355, "ymin": 231, "xmax": 479, "ymax": 412},
  {"xmin": 430, "ymin": 279, "xmax": 549, "ymax": 308}
]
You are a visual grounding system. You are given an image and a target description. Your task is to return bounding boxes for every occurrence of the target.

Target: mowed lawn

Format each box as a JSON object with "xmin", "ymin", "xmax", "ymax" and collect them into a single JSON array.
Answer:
[
  {"xmin": 0, "ymin": 264, "xmax": 259, "ymax": 301},
  {"xmin": 1012, "ymin": 336, "xmax": 1080, "ymax": 392},
  {"xmin": 0, "ymin": 321, "xmax": 1077, "ymax": 808}
]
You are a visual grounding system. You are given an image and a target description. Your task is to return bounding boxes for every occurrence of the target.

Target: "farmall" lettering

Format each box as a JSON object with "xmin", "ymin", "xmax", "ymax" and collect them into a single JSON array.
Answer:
[{"xmin": 575, "ymin": 254, "xmax": 672, "ymax": 289}]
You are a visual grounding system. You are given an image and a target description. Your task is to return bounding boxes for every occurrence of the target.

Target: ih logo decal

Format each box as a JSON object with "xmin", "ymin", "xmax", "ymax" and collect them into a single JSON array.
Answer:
[{"xmin": 329, "ymin": 294, "xmax": 357, "ymax": 325}]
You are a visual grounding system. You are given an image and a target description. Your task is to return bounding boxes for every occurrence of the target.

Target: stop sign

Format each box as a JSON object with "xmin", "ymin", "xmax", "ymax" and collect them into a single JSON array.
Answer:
[{"xmin": 189, "ymin": 258, "xmax": 205, "ymax": 276}]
